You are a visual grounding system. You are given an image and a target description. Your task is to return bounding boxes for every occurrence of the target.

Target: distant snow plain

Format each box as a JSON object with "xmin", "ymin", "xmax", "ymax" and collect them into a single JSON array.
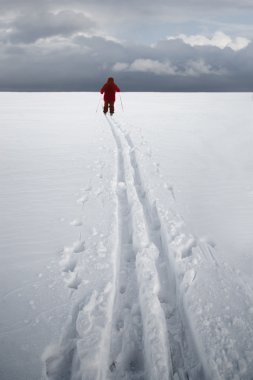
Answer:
[{"xmin": 0, "ymin": 92, "xmax": 253, "ymax": 380}]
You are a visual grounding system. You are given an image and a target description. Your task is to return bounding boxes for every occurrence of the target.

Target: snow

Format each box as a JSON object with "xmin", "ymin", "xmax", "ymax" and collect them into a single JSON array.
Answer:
[{"xmin": 0, "ymin": 92, "xmax": 253, "ymax": 380}]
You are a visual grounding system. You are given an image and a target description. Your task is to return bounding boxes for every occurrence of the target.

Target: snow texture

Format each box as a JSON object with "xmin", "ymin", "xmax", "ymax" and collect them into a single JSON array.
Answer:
[{"xmin": 0, "ymin": 93, "xmax": 253, "ymax": 380}]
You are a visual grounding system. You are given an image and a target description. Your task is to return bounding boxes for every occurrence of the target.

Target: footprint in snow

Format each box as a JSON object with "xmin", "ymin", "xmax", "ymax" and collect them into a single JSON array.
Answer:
[
  {"xmin": 109, "ymin": 361, "xmax": 117, "ymax": 372},
  {"xmin": 65, "ymin": 272, "xmax": 82, "ymax": 290},
  {"xmin": 80, "ymin": 185, "xmax": 92, "ymax": 192},
  {"xmin": 116, "ymin": 319, "xmax": 124, "ymax": 331},
  {"xmin": 95, "ymin": 188, "xmax": 103, "ymax": 197},
  {"xmin": 77, "ymin": 195, "xmax": 89, "ymax": 205},
  {"xmin": 60, "ymin": 254, "xmax": 77, "ymax": 273},
  {"xmin": 63, "ymin": 239, "xmax": 85, "ymax": 254},
  {"xmin": 70, "ymin": 218, "xmax": 83, "ymax": 227},
  {"xmin": 120, "ymin": 285, "xmax": 126, "ymax": 294},
  {"xmin": 72, "ymin": 240, "xmax": 85, "ymax": 253},
  {"xmin": 96, "ymin": 173, "xmax": 103, "ymax": 179},
  {"xmin": 164, "ymin": 183, "xmax": 176, "ymax": 200}
]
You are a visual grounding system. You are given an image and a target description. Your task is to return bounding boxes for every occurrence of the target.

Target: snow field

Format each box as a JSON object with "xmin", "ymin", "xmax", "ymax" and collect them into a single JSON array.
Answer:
[
  {"xmin": 43, "ymin": 109, "xmax": 253, "ymax": 380},
  {"xmin": 42, "ymin": 146, "xmax": 117, "ymax": 379},
  {"xmin": 114, "ymin": 114, "xmax": 253, "ymax": 379},
  {"xmin": 43, "ymin": 114, "xmax": 201, "ymax": 380},
  {"xmin": 1, "ymin": 93, "xmax": 253, "ymax": 380}
]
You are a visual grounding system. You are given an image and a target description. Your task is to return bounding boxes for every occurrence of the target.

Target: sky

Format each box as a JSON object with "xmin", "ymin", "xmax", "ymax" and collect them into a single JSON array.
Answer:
[{"xmin": 0, "ymin": 0, "xmax": 253, "ymax": 91}]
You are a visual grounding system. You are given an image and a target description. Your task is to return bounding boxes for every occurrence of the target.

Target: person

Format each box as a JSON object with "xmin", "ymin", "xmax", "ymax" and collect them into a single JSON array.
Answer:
[{"xmin": 100, "ymin": 77, "xmax": 120, "ymax": 115}]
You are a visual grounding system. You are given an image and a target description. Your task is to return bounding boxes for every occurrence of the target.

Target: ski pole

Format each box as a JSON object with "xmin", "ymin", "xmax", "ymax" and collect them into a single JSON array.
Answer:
[
  {"xmin": 96, "ymin": 95, "xmax": 102, "ymax": 113},
  {"xmin": 119, "ymin": 94, "xmax": 124, "ymax": 112}
]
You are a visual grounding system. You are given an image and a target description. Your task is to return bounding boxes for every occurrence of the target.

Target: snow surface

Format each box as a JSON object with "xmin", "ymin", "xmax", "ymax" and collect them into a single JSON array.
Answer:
[{"xmin": 0, "ymin": 92, "xmax": 253, "ymax": 380}]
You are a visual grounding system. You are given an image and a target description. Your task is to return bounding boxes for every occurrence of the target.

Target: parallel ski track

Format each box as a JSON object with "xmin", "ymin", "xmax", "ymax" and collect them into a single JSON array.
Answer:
[
  {"xmin": 106, "ymin": 116, "xmax": 206, "ymax": 380},
  {"xmin": 106, "ymin": 118, "xmax": 146, "ymax": 379}
]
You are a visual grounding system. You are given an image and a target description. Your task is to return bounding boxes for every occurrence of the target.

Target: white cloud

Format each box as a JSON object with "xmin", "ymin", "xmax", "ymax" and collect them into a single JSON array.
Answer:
[
  {"xmin": 113, "ymin": 59, "xmax": 177, "ymax": 75},
  {"xmin": 129, "ymin": 59, "xmax": 177, "ymax": 75},
  {"xmin": 185, "ymin": 59, "xmax": 227, "ymax": 76},
  {"xmin": 113, "ymin": 62, "xmax": 129, "ymax": 71},
  {"xmin": 113, "ymin": 58, "xmax": 226, "ymax": 77},
  {"xmin": 167, "ymin": 31, "xmax": 250, "ymax": 51}
]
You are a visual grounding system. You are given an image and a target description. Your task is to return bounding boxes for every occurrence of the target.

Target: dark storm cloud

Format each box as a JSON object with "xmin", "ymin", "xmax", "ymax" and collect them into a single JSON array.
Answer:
[
  {"xmin": 111, "ymin": 39, "xmax": 253, "ymax": 91},
  {"xmin": 0, "ymin": 33, "xmax": 253, "ymax": 91},
  {"xmin": 1, "ymin": 10, "xmax": 95, "ymax": 44},
  {"xmin": 0, "ymin": 0, "xmax": 252, "ymax": 91},
  {"xmin": 1, "ymin": 0, "xmax": 253, "ymax": 11},
  {"xmin": 0, "ymin": 0, "xmax": 253, "ymax": 27}
]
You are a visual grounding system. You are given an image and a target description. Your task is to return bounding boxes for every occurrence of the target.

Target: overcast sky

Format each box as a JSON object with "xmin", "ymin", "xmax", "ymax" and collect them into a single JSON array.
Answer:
[{"xmin": 0, "ymin": 0, "xmax": 253, "ymax": 91}]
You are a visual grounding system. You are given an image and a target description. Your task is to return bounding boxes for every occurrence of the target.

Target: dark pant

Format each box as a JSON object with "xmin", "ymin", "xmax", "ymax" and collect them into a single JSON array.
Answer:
[{"xmin": 104, "ymin": 101, "xmax": 114, "ymax": 115}]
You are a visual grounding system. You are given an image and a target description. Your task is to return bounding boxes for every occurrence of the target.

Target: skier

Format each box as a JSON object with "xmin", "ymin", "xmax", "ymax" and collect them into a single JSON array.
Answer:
[{"xmin": 100, "ymin": 77, "xmax": 120, "ymax": 115}]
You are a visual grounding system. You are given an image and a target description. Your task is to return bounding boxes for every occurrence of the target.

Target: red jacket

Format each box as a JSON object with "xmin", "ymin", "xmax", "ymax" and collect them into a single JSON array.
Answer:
[{"xmin": 100, "ymin": 79, "xmax": 120, "ymax": 102}]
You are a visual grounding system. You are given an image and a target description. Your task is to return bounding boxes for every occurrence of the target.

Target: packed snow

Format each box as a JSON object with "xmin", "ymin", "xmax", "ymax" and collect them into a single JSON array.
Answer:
[{"xmin": 0, "ymin": 92, "xmax": 253, "ymax": 380}]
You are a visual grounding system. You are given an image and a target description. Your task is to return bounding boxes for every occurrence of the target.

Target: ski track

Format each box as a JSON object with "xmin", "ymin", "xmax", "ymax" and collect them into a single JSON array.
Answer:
[
  {"xmin": 112, "ymin": 117, "xmax": 253, "ymax": 380},
  {"xmin": 43, "ymin": 114, "xmax": 253, "ymax": 380},
  {"xmin": 43, "ymin": 115, "xmax": 205, "ymax": 380},
  {"xmin": 105, "ymin": 116, "xmax": 206, "ymax": 380}
]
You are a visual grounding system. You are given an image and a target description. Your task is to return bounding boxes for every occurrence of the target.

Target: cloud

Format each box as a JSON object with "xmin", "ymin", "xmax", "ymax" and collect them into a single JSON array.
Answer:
[
  {"xmin": 2, "ymin": 10, "xmax": 95, "ymax": 44},
  {"xmin": 0, "ymin": 0, "xmax": 252, "ymax": 92},
  {"xmin": 1, "ymin": 0, "xmax": 253, "ymax": 14},
  {"xmin": 184, "ymin": 59, "xmax": 227, "ymax": 76},
  {"xmin": 0, "ymin": 0, "xmax": 253, "ymax": 42},
  {"xmin": 113, "ymin": 58, "xmax": 226, "ymax": 77},
  {"xmin": 0, "ymin": 33, "xmax": 252, "ymax": 91},
  {"xmin": 114, "ymin": 59, "xmax": 177, "ymax": 75},
  {"xmin": 167, "ymin": 31, "xmax": 250, "ymax": 51}
]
